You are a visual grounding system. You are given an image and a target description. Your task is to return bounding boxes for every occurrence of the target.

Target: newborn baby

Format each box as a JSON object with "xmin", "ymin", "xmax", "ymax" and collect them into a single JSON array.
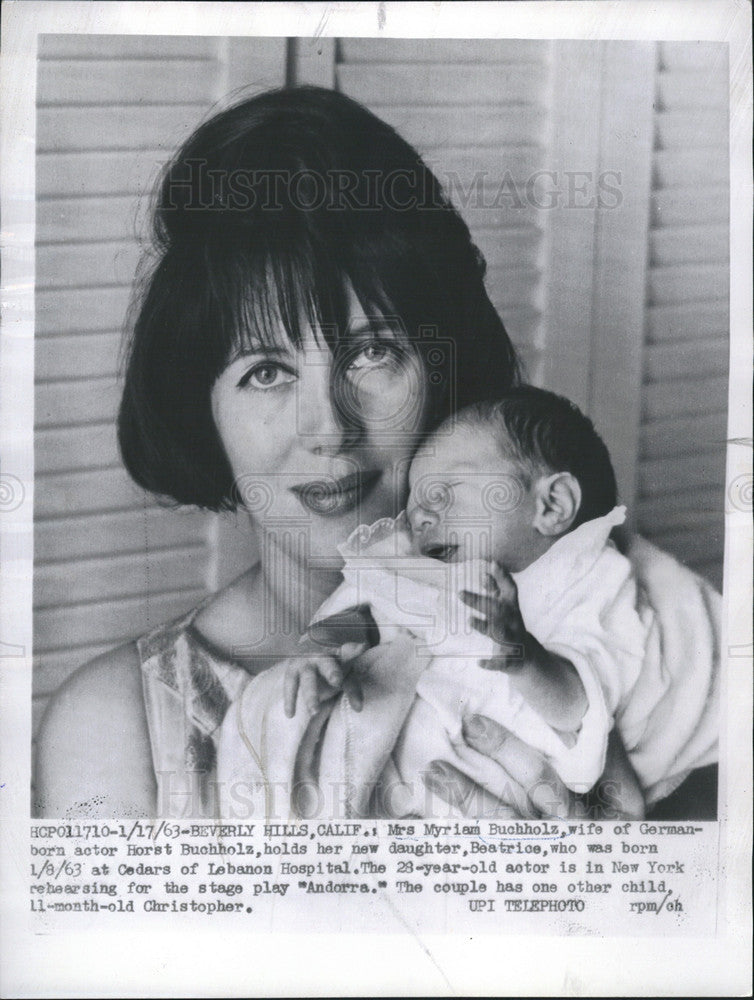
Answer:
[
  {"xmin": 219, "ymin": 387, "xmax": 719, "ymax": 818},
  {"xmin": 291, "ymin": 388, "xmax": 642, "ymax": 807}
]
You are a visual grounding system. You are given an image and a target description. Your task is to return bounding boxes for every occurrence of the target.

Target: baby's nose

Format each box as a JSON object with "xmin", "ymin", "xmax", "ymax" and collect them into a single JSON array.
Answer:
[{"xmin": 407, "ymin": 502, "xmax": 438, "ymax": 535}]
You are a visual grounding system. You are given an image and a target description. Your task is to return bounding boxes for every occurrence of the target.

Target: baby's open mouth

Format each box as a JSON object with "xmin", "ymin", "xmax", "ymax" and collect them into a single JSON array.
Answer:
[{"xmin": 421, "ymin": 542, "xmax": 460, "ymax": 562}]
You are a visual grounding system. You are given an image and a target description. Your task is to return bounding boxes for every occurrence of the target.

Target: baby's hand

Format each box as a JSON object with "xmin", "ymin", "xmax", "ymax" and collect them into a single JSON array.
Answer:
[
  {"xmin": 283, "ymin": 642, "xmax": 365, "ymax": 719},
  {"xmin": 459, "ymin": 563, "xmax": 527, "ymax": 670},
  {"xmin": 461, "ymin": 563, "xmax": 587, "ymax": 733}
]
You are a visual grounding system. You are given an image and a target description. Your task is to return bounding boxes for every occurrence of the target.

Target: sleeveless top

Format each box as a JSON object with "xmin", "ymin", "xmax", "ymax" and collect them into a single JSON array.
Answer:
[{"xmin": 137, "ymin": 601, "xmax": 253, "ymax": 819}]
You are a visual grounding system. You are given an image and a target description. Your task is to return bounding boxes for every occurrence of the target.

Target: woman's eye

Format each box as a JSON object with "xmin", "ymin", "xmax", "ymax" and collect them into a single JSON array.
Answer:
[
  {"xmin": 237, "ymin": 362, "xmax": 296, "ymax": 390},
  {"xmin": 347, "ymin": 341, "xmax": 395, "ymax": 370}
]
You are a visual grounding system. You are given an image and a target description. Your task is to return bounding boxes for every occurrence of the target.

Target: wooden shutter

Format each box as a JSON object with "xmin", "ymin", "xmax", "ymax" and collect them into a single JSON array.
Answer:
[
  {"xmin": 335, "ymin": 38, "xmax": 551, "ymax": 378},
  {"xmin": 336, "ymin": 39, "xmax": 728, "ymax": 589},
  {"xmin": 33, "ymin": 36, "xmax": 222, "ymax": 735},
  {"xmin": 636, "ymin": 42, "xmax": 729, "ymax": 589},
  {"xmin": 34, "ymin": 36, "xmax": 289, "ymax": 737}
]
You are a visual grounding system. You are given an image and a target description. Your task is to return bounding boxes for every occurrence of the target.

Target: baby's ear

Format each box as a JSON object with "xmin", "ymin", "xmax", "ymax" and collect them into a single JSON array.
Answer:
[{"xmin": 532, "ymin": 472, "xmax": 581, "ymax": 537}]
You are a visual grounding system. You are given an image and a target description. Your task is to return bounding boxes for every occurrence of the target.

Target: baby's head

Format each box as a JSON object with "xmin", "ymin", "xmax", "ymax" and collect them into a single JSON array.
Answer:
[{"xmin": 406, "ymin": 386, "xmax": 617, "ymax": 570}]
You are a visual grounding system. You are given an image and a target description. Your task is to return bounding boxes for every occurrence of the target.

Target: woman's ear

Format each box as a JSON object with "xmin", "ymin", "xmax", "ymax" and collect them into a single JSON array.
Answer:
[{"xmin": 532, "ymin": 472, "xmax": 582, "ymax": 537}]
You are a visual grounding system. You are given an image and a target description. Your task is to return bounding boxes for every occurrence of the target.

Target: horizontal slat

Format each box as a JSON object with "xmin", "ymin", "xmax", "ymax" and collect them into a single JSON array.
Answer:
[
  {"xmin": 658, "ymin": 42, "xmax": 728, "ymax": 73},
  {"xmin": 339, "ymin": 39, "xmax": 550, "ymax": 64},
  {"xmin": 646, "ymin": 301, "xmax": 728, "ymax": 342},
  {"xmin": 647, "ymin": 263, "xmax": 727, "ymax": 306},
  {"xmin": 35, "ymin": 547, "xmax": 206, "ymax": 609},
  {"xmin": 36, "ymin": 196, "xmax": 147, "ymax": 245},
  {"xmin": 648, "ymin": 520, "xmax": 725, "ymax": 567},
  {"xmin": 422, "ymin": 145, "xmax": 544, "ymax": 192},
  {"xmin": 657, "ymin": 69, "xmax": 728, "ymax": 111},
  {"xmin": 639, "ymin": 451, "xmax": 726, "ymax": 497},
  {"xmin": 37, "ymin": 241, "xmax": 140, "ymax": 290},
  {"xmin": 473, "ymin": 226, "xmax": 543, "ymax": 271},
  {"xmin": 35, "ymin": 507, "xmax": 209, "ymax": 563},
  {"xmin": 34, "ymin": 589, "xmax": 206, "ymax": 651},
  {"xmin": 37, "ymin": 60, "xmax": 216, "ymax": 105},
  {"xmin": 637, "ymin": 486, "xmax": 725, "ymax": 533},
  {"xmin": 34, "ymin": 466, "xmax": 146, "ymax": 519},
  {"xmin": 484, "ymin": 266, "xmax": 541, "ymax": 310},
  {"xmin": 643, "ymin": 376, "xmax": 728, "ymax": 420},
  {"xmin": 489, "ymin": 305, "xmax": 541, "ymax": 349},
  {"xmin": 35, "ymin": 377, "xmax": 120, "ymax": 427},
  {"xmin": 37, "ymin": 104, "xmax": 206, "ymax": 153},
  {"xmin": 338, "ymin": 62, "xmax": 549, "ymax": 107},
  {"xmin": 370, "ymin": 104, "xmax": 548, "ymax": 152},
  {"xmin": 652, "ymin": 148, "xmax": 728, "ymax": 188},
  {"xmin": 38, "ymin": 149, "xmax": 165, "ymax": 198},
  {"xmin": 39, "ymin": 35, "xmax": 219, "ymax": 60},
  {"xmin": 654, "ymin": 110, "xmax": 728, "ymax": 150},
  {"xmin": 649, "ymin": 225, "xmax": 728, "ymax": 266},
  {"xmin": 36, "ymin": 286, "xmax": 132, "ymax": 334},
  {"xmin": 651, "ymin": 186, "xmax": 728, "ymax": 227},
  {"xmin": 640, "ymin": 411, "xmax": 728, "ymax": 459},
  {"xmin": 35, "ymin": 332, "xmax": 122, "ymax": 381},
  {"xmin": 461, "ymin": 201, "xmax": 544, "ymax": 233},
  {"xmin": 36, "ymin": 422, "xmax": 119, "ymax": 474},
  {"xmin": 34, "ymin": 642, "xmax": 114, "ymax": 698},
  {"xmin": 643, "ymin": 337, "xmax": 728, "ymax": 381}
]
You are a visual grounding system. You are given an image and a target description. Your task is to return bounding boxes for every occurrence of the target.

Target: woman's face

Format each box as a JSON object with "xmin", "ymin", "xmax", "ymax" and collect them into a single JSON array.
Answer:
[{"xmin": 211, "ymin": 286, "xmax": 429, "ymax": 565}]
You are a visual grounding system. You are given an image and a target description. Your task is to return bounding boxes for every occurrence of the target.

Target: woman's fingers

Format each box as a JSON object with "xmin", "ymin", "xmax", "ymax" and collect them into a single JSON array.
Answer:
[
  {"xmin": 343, "ymin": 672, "xmax": 364, "ymax": 712},
  {"xmin": 297, "ymin": 663, "xmax": 322, "ymax": 715},
  {"xmin": 469, "ymin": 616, "xmax": 489, "ymax": 637},
  {"xmin": 423, "ymin": 761, "xmax": 520, "ymax": 818},
  {"xmin": 485, "ymin": 563, "xmax": 518, "ymax": 599},
  {"xmin": 589, "ymin": 729, "xmax": 645, "ymax": 820},
  {"xmin": 338, "ymin": 641, "xmax": 368, "ymax": 662},
  {"xmin": 317, "ymin": 656, "xmax": 344, "ymax": 689},
  {"xmin": 284, "ymin": 659, "xmax": 329, "ymax": 717},
  {"xmin": 459, "ymin": 590, "xmax": 497, "ymax": 619},
  {"xmin": 283, "ymin": 664, "xmax": 301, "ymax": 718},
  {"xmin": 462, "ymin": 715, "xmax": 574, "ymax": 819}
]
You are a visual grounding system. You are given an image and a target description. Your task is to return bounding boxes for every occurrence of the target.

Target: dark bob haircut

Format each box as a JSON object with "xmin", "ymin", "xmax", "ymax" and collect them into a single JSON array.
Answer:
[
  {"xmin": 456, "ymin": 387, "xmax": 618, "ymax": 527},
  {"xmin": 118, "ymin": 85, "xmax": 521, "ymax": 510}
]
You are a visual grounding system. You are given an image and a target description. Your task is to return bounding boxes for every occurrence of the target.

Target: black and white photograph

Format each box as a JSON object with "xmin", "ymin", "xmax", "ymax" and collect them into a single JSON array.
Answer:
[
  {"xmin": 1, "ymin": 1, "xmax": 751, "ymax": 996},
  {"xmin": 29, "ymin": 30, "xmax": 729, "ymax": 822}
]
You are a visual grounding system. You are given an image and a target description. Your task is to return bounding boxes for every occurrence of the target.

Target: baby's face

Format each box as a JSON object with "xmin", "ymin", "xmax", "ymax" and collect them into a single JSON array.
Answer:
[{"xmin": 406, "ymin": 423, "xmax": 543, "ymax": 571}]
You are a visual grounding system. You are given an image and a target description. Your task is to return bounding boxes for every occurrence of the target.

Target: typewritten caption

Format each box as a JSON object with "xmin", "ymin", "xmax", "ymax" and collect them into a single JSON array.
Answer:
[{"xmin": 28, "ymin": 820, "xmax": 717, "ymax": 935}]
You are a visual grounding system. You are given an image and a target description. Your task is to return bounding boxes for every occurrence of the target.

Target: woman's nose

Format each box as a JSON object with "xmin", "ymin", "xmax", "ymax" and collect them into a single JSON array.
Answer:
[{"xmin": 298, "ymin": 356, "xmax": 353, "ymax": 455}]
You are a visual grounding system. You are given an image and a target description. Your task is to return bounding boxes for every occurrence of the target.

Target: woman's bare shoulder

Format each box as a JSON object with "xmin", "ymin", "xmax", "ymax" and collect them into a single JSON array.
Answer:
[{"xmin": 34, "ymin": 643, "xmax": 157, "ymax": 818}]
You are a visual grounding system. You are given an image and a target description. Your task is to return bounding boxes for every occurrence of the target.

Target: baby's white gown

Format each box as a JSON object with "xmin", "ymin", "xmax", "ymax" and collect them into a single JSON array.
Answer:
[{"xmin": 216, "ymin": 507, "xmax": 720, "ymax": 818}]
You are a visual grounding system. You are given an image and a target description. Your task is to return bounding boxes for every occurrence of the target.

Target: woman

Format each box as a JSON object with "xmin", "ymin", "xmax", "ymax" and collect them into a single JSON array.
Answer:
[{"xmin": 34, "ymin": 86, "xmax": 716, "ymax": 820}]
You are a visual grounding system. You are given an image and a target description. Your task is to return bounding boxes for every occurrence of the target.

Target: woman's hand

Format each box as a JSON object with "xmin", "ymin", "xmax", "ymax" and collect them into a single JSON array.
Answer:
[{"xmin": 424, "ymin": 715, "xmax": 645, "ymax": 820}]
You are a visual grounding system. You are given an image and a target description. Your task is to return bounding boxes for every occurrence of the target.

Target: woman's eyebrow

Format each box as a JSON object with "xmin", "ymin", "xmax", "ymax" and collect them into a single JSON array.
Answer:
[
  {"xmin": 228, "ymin": 343, "xmax": 290, "ymax": 363},
  {"xmin": 347, "ymin": 319, "xmax": 394, "ymax": 336}
]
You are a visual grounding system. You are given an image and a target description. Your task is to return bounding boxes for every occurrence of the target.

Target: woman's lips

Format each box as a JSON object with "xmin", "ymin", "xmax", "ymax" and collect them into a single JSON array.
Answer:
[{"xmin": 292, "ymin": 469, "xmax": 382, "ymax": 516}]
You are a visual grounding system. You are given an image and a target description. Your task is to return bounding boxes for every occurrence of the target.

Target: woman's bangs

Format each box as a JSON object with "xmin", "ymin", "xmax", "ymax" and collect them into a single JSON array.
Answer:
[
  {"xmin": 214, "ymin": 237, "xmax": 356, "ymax": 363},
  {"xmin": 342, "ymin": 254, "xmax": 415, "ymax": 350},
  {"xmin": 204, "ymin": 214, "xmax": 423, "ymax": 374}
]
